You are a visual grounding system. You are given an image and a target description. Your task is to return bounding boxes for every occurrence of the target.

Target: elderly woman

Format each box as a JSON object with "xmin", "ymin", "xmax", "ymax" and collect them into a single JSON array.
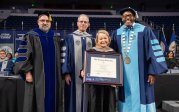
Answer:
[{"xmin": 81, "ymin": 30, "xmax": 117, "ymax": 112}]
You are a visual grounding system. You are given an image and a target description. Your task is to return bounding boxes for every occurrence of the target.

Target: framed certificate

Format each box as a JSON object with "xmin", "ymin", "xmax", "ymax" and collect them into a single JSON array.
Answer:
[{"xmin": 83, "ymin": 51, "xmax": 123, "ymax": 86}]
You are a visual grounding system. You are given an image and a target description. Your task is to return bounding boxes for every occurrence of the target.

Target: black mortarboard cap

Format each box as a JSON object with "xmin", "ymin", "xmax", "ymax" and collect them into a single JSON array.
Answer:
[
  {"xmin": 38, "ymin": 11, "xmax": 52, "ymax": 21},
  {"xmin": 120, "ymin": 7, "xmax": 136, "ymax": 16}
]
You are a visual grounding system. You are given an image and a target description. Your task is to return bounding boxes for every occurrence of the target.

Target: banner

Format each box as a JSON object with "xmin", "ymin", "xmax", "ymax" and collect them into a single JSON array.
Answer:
[
  {"xmin": 0, "ymin": 30, "xmax": 14, "ymax": 54},
  {"xmin": 15, "ymin": 31, "xmax": 28, "ymax": 51}
]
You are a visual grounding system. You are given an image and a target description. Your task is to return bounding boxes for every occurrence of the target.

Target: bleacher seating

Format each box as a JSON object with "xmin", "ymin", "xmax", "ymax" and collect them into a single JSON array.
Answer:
[
  {"xmin": 143, "ymin": 16, "xmax": 179, "ymax": 36},
  {"xmin": 34, "ymin": 10, "xmax": 113, "ymax": 15},
  {"xmin": 143, "ymin": 16, "xmax": 179, "ymax": 63},
  {"xmin": 0, "ymin": 16, "xmax": 122, "ymax": 31},
  {"xmin": 0, "ymin": 16, "xmax": 37, "ymax": 30}
]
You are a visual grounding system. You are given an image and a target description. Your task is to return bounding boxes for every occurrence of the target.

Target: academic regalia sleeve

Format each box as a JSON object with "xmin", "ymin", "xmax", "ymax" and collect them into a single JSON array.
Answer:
[
  {"xmin": 60, "ymin": 36, "xmax": 66, "ymax": 65},
  {"xmin": 62, "ymin": 35, "xmax": 72, "ymax": 76},
  {"xmin": 13, "ymin": 33, "xmax": 33, "ymax": 75},
  {"xmin": 144, "ymin": 27, "xmax": 168, "ymax": 75},
  {"xmin": 110, "ymin": 30, "xmax": 119, "ymax": 52}
]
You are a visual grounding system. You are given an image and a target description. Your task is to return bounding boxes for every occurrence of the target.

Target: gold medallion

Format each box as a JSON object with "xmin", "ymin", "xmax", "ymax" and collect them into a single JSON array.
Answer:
[{"xmin": 124, "ymin": 56, "xmax": 131, "ymax": 64}]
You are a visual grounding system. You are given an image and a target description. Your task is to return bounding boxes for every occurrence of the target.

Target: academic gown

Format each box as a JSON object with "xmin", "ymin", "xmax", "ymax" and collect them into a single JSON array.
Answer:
[
  {"xmin": 111, "ymin": 23, "xmax": 168, "ymax": 112},
  {"xmin": 14, "ymin": 28, "xmax": 63, "ymax": 112},
  {"xmin": 62, "ymin": 30, "xmax": 94, "ymax": 112}
]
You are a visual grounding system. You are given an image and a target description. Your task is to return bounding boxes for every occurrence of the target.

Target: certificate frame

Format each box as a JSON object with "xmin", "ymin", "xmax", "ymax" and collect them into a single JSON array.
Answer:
[{"xmin": 83, "ymin": 51, "xmax": 123, "ymax": 86}]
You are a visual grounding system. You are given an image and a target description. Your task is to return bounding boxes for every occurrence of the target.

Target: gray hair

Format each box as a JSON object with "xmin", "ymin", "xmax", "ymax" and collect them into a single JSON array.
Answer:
[{"xmin": 77, "ymin": 14, "xmax": 89, "ymax": 22}]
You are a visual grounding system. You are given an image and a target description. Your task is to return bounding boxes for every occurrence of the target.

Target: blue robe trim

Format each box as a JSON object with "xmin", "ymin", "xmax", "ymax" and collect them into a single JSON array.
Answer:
[
  {"xmin": 16, "ymin": 40, "xmax": 28, "ymax": 62},
  {"xmin": 62, "ymin": 34, "xmax": 74, "ymax": 75},
  {"xmin": 20, "ymin": 40, "xmax": 27, "ymax": 45},
  {"xmin": 111, "ymin": 23, "xmax": 168, "ymax": 112},
  {"xmin": 16, "ymin": 57, "xmax": 27, "ymax": 62},
  {"xmin": 34, "ymin": 28, "xmax": 56, "ymax": 112},
  {"xmin": 62, "ymin": 34, "xmax": 76, "ymax": 112},
  {"xmin": 18, "ymin": 49, "xmax": 27, "ymax": 53},
  {"xmin": 62, "ymin": 34, "xmax": 83, "ymax": 112},
  {"xmin": 62, "ymin": 33, "xmax": 95, "ymax": 112}
]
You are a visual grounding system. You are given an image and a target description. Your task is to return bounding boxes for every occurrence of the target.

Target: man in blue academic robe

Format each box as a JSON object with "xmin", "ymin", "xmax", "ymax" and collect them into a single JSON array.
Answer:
[
  {"xmin": 111, "ymin": 7, "xmax": 168, "ymax": 112},
  {"xmin": 14, "ymin": 12, "xmax": 63, "ymax": 112},
  {"xmin": 62, "ymin": 14, "xmax": 95, "ymax": 112}
]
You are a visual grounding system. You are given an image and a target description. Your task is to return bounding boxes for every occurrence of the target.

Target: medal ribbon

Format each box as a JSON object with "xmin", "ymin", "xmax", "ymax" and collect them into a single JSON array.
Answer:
[{"xmin": 122, "ymin": 29, "xmax": 135, "ymax": 60}]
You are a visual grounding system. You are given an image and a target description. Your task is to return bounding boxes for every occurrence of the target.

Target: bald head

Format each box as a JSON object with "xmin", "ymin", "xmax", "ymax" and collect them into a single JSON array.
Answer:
[
  {"xmin": 77, "ymin": 14, "xmax": 90, "ymax": 32},
  {"xmin": 77, "ymin": 14, "xmax": 89, "ymax": 22}
]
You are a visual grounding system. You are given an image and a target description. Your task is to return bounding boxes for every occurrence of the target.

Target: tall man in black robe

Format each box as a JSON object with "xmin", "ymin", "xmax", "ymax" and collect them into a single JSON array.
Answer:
[{"xmin": 14, "ymin": 12, "xmax": 63, "ymax": 112}]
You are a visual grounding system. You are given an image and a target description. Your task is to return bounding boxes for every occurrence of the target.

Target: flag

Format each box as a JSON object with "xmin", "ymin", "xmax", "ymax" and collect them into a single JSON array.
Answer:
[
  {"xmin": 169, "ymin": 31, "xmax": 176, "ymax": 53},
  {"xmin": 169, "ymin": 24, "xmax": 176, "ymax": 53},
  {"xmin": 160, "ymin": 28, "xmax": 168, "ymax": 56},
  {"xmin": 169, "ymin": 24, "xmax": 176, "ymax": 54}
]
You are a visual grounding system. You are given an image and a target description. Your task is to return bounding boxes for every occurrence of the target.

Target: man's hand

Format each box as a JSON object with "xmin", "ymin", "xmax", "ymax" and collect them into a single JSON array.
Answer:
[
  {"xmin": 26, "ymin": 71, "xmax": 33, "ymax": 83},
  {"xmin": 147, "ymin": 75, "xmax": 156, "ymax": 85},
  {"xmin": 65, "ymin": 74, "xmax": 71, "ymax": 85}
]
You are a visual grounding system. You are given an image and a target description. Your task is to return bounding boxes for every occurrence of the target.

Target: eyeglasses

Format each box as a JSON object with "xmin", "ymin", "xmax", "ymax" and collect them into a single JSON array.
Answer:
[
  {"xmin": 78, "ymin": 21, "xmax": 89, "ymax": 24},
  {"xmin": 39, "ymin": 19, "xmax": 51, "ymax": 23},
  {"xmin": 0, "ymin": 53, "xmax": 6, "ymax": 55},
  {"xmin": 122, "ymin": 14, "xmax": 133, "ymax": 17}
]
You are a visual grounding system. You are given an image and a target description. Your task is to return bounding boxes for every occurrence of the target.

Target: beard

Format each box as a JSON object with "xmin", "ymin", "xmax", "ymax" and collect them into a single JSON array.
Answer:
[{"xmin": 39, "ymin": 25, "xmax": 50, "ymax": 33}]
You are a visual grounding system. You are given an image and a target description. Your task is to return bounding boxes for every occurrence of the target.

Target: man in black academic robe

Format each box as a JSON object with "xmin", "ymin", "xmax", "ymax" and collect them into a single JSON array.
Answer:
[{"xmin": 14, "ymin": 12, "xmax": 63, "ymax": 112}]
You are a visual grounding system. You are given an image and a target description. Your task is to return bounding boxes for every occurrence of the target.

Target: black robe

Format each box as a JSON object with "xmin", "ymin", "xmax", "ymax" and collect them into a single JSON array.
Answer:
[
  {"xmin": 14, "ymin": 28, "xmax": 64, "ymax": 112},
  {"xmin": 84, "ymin": 48, "xmax": 116, "ymax": 112}
]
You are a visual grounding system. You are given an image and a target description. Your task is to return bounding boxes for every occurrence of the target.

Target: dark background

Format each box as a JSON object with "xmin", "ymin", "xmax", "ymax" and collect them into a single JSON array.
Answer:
[{"xmin": 1, "ymin": 0, "xmax": 179, "ymax": 11}]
